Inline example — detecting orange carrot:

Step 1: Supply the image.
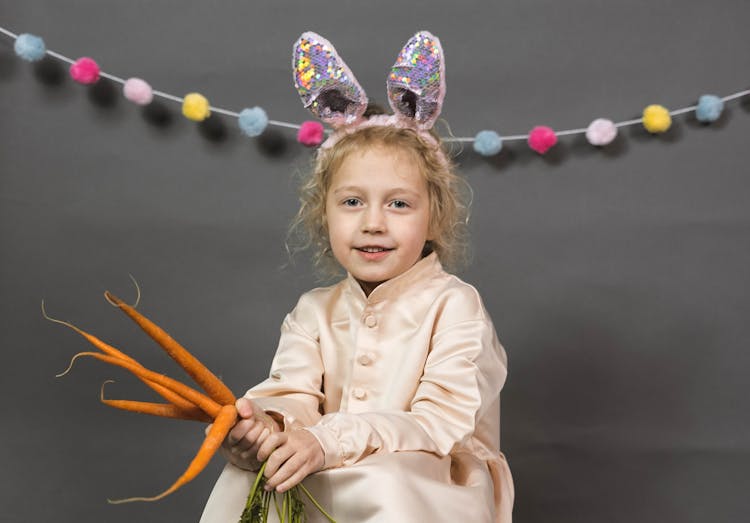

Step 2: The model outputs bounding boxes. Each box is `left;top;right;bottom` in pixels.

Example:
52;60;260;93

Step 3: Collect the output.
49;295;247;503
99;381;212;422
105;292;236;406
101;399;213;422
72;328;203;412
108;404;237;503
62;351;223;419
42;304;203;413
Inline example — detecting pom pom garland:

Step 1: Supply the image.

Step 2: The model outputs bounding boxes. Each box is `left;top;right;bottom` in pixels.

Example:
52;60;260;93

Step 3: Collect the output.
642;104;671;133
2;25;748;157
238;107;269;137
123;78;153;105
14;33;45;62
182;93;211;121
473;130;503;156
586;118;618;146
69;57;100;84
695;95;723;123
297;120;325;146
528;126;557;154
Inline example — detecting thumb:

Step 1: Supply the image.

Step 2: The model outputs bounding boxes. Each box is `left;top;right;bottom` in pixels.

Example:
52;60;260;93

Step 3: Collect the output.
235;397;255;419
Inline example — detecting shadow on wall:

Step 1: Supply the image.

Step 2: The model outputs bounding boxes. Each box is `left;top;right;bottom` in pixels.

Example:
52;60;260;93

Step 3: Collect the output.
450;102;742;173
504;288;721;522
0;46;294;159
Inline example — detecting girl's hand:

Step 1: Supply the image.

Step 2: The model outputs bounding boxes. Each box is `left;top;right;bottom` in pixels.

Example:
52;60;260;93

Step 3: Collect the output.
257;429;324;493
215;398;281;470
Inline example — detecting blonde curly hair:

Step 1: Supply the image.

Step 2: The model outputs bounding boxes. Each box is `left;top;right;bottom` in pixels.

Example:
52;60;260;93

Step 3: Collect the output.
287;109;471;280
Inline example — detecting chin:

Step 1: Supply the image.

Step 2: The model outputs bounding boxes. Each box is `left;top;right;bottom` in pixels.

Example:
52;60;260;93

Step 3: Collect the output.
354;272;389;284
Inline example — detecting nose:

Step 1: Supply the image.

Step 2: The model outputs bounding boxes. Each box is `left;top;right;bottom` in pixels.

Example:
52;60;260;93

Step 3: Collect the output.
361;205;386;234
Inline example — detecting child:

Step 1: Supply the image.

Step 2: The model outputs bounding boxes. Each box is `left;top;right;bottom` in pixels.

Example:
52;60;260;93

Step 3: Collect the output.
200;31;514;522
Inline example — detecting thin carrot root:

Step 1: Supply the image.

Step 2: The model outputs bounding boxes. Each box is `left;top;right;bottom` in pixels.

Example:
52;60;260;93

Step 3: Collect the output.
56;351;87;378
128;274;141;308
100;379;116;397
107;404;237;504
103;274;141;309
104;290;236;406
41;300;72;329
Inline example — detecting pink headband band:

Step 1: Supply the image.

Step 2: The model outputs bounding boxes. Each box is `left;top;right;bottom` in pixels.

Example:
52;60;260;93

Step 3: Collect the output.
292;30;447;153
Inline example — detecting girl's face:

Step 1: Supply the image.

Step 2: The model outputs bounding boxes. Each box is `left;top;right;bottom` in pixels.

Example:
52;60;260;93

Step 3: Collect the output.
325;145;431;296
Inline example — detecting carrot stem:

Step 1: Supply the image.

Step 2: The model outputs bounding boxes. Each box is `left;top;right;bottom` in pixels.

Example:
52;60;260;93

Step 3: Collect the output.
108;404;237;503
104;292;236;406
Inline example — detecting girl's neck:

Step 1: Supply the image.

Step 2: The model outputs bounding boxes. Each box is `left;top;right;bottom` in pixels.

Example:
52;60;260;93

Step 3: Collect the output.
357;279;383;297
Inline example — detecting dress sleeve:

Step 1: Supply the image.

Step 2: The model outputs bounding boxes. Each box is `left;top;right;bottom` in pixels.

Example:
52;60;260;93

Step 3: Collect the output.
244;298;325;431
304;317;507;469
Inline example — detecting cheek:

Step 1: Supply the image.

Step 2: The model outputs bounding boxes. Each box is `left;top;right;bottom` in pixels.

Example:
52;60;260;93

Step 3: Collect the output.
423;209;435;241
324;209;346;249
427;221;436;242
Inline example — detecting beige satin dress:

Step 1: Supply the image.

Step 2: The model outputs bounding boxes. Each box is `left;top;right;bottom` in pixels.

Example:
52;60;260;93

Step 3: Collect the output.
200;253;514;522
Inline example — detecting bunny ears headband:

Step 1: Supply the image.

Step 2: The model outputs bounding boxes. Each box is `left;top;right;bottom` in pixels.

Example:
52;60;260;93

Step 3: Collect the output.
292;30;446;150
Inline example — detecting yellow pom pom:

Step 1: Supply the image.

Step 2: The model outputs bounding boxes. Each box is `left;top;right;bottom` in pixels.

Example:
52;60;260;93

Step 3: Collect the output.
182;93;211;121
642;104;671;133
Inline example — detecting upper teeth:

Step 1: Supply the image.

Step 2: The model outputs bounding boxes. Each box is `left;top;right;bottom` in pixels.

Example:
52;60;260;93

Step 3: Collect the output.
362;247;386;252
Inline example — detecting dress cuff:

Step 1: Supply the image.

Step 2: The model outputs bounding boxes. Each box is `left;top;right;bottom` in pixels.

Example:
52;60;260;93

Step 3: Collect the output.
303;425;343;469
249;397;304;432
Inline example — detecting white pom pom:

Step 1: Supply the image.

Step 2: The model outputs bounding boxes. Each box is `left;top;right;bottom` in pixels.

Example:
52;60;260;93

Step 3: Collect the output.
123;78;154;106
586;118;617;146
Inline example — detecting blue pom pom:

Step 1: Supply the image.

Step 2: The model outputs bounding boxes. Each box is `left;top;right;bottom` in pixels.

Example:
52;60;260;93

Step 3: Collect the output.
695;94;723;123
473;130;503;156
14;33;46;62
238;107;269;137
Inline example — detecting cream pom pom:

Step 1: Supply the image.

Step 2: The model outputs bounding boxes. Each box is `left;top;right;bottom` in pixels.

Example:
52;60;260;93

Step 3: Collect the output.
586;118;618;146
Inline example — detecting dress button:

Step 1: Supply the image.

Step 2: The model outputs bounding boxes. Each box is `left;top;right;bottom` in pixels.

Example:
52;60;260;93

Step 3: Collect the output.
358;353;373;366
364;314;377;328
352;387;367;400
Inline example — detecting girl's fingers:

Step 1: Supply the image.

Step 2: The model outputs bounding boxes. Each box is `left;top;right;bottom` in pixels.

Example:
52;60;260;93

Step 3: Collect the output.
274;465;310;493
246;421;267;444
257;432;287;463
263;441;295;480
236;424;266;455
240;427;270;460
227;418;256;445
265;453;307;492
235;397;256;418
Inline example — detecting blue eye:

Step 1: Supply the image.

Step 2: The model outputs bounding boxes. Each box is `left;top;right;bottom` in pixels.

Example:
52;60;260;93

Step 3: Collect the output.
390;200;409;209
343;198;361;207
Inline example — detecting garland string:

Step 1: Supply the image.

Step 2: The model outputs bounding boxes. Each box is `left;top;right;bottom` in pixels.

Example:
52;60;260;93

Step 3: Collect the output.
2;25;748;153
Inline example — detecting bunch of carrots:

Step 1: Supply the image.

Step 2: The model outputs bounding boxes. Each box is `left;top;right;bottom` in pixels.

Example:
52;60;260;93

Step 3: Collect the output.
46;287;335;522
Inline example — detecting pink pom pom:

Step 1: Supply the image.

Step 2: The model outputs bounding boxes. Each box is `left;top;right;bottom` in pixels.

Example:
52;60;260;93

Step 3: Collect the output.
123;77;153;105
586;118;617;146
528;126;557;154
297;120;325;147
69;57;100;84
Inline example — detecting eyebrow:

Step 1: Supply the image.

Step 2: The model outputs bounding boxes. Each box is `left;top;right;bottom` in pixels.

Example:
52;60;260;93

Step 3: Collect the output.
332;185;423;199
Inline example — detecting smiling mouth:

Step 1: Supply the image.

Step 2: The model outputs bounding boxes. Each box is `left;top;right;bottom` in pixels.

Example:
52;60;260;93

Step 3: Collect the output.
356;247;394;253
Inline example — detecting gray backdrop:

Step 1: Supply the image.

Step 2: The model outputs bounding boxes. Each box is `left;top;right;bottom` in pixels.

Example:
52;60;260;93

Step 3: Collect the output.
2;1;749;522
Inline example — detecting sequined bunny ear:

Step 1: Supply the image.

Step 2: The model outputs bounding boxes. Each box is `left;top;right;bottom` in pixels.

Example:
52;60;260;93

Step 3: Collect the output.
386;30;446;130
293;31;368;128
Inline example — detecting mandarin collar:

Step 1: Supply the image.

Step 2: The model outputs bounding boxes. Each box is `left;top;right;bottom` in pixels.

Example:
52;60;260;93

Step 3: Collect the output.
345;251;443;305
